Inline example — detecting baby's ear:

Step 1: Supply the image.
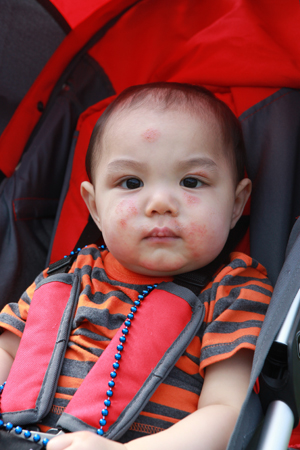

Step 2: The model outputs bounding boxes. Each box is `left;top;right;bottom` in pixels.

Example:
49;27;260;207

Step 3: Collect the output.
231;178;252;229
81;181;101;230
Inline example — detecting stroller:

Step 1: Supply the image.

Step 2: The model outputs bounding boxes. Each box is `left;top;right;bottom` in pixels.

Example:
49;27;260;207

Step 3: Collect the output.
1;0;300;448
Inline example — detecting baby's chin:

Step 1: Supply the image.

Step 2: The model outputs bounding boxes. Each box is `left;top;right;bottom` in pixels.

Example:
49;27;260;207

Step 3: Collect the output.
126;258;203;278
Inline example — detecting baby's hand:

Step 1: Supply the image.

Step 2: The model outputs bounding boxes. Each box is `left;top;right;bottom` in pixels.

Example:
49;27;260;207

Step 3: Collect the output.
47;431;125;450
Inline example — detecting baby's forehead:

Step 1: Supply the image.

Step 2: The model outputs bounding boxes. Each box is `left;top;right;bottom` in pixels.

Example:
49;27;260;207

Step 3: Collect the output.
102;104;228;161
106;102;220;135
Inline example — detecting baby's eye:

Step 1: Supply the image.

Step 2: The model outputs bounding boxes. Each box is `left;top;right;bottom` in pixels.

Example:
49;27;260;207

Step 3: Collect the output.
120;178;143;189
180;177;203;188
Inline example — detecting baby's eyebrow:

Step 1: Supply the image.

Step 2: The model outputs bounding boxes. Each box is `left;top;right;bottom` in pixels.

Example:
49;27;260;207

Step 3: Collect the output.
106;159;144;173
180;157;218;171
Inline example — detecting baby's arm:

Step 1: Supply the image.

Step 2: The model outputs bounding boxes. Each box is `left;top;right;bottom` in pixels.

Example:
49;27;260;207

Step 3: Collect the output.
126;348;253;450
48;348;253;450
0;330;21;384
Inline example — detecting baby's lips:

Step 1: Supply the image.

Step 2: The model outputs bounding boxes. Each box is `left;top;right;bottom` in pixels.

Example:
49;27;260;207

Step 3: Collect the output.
147;227;178;238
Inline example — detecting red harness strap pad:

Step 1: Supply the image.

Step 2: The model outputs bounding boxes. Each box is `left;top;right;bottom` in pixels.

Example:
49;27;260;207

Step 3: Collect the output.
57;282;204;440
2;274;79;425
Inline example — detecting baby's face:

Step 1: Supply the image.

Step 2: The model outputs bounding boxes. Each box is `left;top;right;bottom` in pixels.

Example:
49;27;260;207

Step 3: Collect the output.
83;107;250;276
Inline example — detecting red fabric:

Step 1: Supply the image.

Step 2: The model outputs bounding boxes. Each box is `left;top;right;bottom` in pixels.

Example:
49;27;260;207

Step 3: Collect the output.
290;424;300;449
1;0;300;177
49;0;112;29
63;288;192;431
50;97;114;262
2;281;72;413
0;0;135;177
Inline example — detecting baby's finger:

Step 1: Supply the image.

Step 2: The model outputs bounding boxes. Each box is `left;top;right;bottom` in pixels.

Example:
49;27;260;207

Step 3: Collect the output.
46;433;73;450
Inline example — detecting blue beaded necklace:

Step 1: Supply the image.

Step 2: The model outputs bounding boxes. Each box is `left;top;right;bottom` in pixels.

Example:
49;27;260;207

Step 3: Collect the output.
0;245;157;446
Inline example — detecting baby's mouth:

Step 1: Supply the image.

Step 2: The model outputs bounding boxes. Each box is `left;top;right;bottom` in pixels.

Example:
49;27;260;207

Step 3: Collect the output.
146;227;179;239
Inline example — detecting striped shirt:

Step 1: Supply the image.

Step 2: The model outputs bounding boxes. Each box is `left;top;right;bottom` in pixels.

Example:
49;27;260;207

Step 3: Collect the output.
0;245;272;441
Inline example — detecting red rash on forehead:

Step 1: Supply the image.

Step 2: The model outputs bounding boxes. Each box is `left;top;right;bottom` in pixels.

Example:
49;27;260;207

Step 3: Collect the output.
141;128;161;143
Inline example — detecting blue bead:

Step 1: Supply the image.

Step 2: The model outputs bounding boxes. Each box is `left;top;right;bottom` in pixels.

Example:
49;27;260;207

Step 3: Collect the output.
131;306;137;313
115;353;121;360
15;426;22;434
117;344;123;351
113;362;119;370
138;295;144;300
134;300;140;306
0;420;4;427
107;389;113;397
100;418;106;426
102;408;109;416
119;335;126;343
143;290;149;294
104;399;111;407
6;423;13;431
108;380;115;388
24;430;31;438
64;255;67;258
33;434;41;443
43;438;50;446
70;251;74;255
127;313;134;320
124;320;131;327
97;429;104;436
153;284;158;288
110;371;117;378
147;285;153;290
122;328;129;335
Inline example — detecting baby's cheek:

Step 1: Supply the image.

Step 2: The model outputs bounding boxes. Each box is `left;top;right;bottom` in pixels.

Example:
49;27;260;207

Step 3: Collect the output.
183;192;201;206
115;199;138;229
185;222;208;257
119;218;127;229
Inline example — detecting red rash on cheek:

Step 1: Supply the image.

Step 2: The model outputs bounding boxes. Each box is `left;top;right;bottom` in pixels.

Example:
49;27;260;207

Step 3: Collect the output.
116;200;138;216
120;218;127;228
116;200;138;229
141;128;161;143
183;192;200;206
188;222;207;238
127;204;138;216
185;222;208;257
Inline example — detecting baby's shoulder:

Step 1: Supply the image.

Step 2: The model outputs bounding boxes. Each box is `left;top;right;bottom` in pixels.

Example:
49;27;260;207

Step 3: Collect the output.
213;251;271;284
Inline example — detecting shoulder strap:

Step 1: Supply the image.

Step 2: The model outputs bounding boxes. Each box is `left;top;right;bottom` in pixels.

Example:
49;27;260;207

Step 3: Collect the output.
57;282;205;439
2;278;204;441
1;273;79;426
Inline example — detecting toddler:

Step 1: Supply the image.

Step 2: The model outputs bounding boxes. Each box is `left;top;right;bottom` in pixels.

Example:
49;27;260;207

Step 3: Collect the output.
0;83;273;450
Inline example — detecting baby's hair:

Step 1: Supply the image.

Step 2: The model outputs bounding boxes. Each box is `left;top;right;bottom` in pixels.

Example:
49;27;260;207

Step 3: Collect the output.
86;82;246;184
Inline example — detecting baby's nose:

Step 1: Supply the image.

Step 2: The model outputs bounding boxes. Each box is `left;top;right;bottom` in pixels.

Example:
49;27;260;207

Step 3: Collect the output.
145;190;178;216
